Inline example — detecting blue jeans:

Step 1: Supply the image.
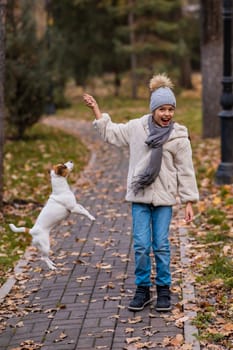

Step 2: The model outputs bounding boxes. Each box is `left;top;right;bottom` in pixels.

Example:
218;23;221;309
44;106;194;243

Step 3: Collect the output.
131;203;172;287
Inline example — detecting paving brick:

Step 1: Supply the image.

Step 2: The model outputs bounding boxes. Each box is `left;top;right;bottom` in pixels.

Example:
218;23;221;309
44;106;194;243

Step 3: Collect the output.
0;331;14;348
75;335;94;348
42;345;76;350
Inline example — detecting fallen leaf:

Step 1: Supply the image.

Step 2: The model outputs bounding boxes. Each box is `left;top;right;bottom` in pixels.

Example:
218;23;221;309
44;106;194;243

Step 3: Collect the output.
125;337;141;344
125;327;134;334
128;316;142;324
54;332;67;343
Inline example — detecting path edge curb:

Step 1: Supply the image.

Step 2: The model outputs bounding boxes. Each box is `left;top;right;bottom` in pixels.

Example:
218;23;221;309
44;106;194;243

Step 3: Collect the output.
179;225;201;350
0;250;32;303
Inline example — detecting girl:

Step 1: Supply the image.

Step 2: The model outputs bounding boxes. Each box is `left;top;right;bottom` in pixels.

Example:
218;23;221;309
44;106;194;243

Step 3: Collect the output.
83;74;199;312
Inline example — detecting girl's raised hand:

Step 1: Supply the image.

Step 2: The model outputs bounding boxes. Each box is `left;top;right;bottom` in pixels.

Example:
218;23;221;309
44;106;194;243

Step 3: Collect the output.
83;93;102;120
83;93;97;109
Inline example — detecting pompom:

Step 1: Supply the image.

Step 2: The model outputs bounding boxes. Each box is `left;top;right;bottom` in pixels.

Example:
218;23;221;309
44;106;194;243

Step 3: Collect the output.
149;73;174;92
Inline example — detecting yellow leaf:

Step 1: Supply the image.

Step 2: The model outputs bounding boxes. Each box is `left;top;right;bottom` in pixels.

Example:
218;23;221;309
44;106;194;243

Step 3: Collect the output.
170;334;184;346
212;196;221;205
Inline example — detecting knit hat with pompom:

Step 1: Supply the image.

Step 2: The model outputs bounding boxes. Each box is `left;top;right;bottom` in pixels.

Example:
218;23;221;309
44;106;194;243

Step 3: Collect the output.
149;74;176;112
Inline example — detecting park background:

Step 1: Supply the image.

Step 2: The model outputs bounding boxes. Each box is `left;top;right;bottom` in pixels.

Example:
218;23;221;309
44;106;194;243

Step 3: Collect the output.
0;1;232;349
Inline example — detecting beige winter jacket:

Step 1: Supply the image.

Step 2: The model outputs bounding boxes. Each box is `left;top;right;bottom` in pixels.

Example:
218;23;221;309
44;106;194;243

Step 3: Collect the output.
93;113;199;206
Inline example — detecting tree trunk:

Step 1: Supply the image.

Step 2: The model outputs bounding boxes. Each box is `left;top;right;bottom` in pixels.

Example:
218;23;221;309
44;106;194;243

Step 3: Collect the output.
114;72;121;97
201;0;222;138
0;1;7;207
128;0;137;99
179;54;193;89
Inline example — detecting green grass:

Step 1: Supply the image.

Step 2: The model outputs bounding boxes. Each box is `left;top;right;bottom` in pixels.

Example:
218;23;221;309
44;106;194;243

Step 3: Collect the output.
193;307;231;347
193;308;215;329
204;231;228;243
206;208;225;224
203;256;233;288
194;205;233;289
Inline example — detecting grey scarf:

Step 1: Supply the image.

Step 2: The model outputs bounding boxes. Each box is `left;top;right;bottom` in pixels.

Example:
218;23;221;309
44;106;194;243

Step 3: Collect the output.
132;115;174;195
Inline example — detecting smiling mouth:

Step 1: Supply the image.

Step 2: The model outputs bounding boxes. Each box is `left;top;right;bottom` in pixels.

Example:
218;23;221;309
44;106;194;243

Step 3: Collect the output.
161;118;170;123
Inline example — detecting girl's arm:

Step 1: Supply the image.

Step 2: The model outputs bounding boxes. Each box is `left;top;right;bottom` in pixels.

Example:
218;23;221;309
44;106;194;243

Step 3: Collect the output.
83;93;130;147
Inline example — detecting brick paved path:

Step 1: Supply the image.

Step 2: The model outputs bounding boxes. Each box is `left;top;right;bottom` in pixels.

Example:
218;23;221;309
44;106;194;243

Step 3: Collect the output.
0;118;199;350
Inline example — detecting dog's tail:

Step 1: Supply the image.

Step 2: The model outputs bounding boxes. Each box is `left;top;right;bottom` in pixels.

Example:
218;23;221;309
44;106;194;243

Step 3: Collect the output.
9;223;30;234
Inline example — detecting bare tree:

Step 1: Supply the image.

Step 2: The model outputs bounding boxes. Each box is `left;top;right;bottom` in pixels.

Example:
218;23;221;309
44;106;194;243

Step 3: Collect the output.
0;0;7;207
201;0;222;138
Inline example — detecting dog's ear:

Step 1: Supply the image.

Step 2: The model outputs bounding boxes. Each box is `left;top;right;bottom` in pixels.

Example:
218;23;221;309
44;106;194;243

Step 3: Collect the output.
54;164;68;177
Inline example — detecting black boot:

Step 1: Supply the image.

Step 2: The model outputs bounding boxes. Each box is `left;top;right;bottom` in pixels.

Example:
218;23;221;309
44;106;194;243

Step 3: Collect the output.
128;286;151;311
155;285;171;312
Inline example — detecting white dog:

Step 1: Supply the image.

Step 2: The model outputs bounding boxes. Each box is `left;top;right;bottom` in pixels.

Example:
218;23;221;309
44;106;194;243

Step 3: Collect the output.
9;161;95;270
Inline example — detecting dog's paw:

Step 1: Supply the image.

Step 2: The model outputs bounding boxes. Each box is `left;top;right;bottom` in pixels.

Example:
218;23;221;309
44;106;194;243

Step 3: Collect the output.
42;257;57;270
48;260;57;270
89;215;95;221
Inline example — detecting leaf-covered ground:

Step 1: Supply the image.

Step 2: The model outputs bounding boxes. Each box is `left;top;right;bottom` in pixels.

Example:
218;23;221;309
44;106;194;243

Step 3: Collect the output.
189;138;233;349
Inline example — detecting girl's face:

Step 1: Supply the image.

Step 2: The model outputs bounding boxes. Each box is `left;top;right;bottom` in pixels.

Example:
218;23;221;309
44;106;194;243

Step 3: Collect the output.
152;104;175;127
